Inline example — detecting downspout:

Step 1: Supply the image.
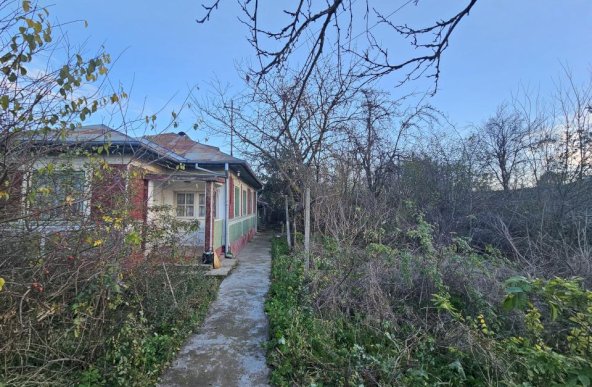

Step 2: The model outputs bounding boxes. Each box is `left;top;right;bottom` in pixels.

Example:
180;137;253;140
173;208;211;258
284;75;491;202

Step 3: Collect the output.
224;163;231;257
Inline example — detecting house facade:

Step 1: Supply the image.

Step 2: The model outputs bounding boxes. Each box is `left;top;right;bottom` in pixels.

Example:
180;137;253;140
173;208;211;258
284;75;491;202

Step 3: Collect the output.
14;125;262;261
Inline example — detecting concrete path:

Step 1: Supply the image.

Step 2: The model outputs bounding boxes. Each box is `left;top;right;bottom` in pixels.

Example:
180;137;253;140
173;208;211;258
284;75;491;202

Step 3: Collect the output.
159;233;272;387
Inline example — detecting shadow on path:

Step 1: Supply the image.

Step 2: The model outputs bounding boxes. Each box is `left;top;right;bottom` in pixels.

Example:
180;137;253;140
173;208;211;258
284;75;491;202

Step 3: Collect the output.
159;233;272;387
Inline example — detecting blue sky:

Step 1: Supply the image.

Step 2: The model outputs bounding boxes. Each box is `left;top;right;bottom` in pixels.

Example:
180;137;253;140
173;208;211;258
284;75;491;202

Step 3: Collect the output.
49;0;592;151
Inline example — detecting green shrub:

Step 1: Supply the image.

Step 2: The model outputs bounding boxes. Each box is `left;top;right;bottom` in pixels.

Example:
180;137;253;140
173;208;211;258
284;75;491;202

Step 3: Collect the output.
88;266;220;386
266;227;592;386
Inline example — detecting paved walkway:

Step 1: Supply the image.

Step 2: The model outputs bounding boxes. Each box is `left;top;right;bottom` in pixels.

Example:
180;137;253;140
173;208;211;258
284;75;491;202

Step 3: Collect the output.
159;233;272;387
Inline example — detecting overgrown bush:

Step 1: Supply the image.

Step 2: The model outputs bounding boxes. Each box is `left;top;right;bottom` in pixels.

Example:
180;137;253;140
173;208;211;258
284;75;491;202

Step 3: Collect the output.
0;237;219;386
0;190;219;386
266;217;592;386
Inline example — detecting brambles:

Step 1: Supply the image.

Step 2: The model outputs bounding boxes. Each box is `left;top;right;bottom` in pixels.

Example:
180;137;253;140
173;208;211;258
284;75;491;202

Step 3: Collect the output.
266;216;592;386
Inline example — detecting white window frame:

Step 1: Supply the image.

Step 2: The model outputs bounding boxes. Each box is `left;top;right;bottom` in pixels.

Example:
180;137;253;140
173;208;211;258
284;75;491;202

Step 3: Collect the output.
234;185;240;217
175;192;196;218
29;169;88;220
198;192;206;217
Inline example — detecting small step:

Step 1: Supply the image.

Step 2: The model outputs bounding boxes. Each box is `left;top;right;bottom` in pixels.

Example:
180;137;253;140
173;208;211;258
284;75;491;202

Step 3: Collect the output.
205;258;238;277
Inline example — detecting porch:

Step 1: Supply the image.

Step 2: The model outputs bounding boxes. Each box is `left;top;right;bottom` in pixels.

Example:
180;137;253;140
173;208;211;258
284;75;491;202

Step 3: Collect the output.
145;172;257;262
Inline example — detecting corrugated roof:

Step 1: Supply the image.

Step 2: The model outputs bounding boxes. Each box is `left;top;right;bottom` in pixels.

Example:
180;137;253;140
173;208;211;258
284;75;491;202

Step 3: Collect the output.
28;124;134;143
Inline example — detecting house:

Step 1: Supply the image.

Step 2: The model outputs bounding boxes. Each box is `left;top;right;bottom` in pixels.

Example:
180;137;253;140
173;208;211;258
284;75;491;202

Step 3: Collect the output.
6;124;262;262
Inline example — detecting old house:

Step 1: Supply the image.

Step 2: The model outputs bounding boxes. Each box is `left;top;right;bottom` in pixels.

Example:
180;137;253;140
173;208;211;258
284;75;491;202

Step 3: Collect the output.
8;124;262;262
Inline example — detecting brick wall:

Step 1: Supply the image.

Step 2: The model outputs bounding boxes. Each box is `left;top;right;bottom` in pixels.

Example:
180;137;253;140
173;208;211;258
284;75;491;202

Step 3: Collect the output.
128;166;148;222
0;170;23;221
90;164;127;219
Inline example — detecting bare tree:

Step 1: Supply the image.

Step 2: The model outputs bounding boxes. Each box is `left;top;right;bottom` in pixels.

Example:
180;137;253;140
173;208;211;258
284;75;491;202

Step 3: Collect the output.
475;104;532;191
196;0;478;128
553;67;592;183
196;61;357;198
346;89;442;196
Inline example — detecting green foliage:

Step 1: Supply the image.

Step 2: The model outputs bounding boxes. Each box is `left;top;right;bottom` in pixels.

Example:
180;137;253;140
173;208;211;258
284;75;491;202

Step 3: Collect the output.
266;220;592;386
266;241;404;386
83;266;220;387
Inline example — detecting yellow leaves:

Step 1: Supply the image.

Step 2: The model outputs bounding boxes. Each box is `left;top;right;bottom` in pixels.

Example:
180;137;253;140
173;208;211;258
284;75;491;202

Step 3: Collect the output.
22;0;30;12
0;191;9;201
102;215;123;230
64;195;75;206
37;186;51;195
0;277;5;291
25;18;42;33
92;239;103;247
477;314;490;335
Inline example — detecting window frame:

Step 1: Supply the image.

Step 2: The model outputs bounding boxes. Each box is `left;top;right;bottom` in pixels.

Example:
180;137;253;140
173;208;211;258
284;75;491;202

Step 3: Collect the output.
29;169;87;220
175;191;197;218
234;186;240;217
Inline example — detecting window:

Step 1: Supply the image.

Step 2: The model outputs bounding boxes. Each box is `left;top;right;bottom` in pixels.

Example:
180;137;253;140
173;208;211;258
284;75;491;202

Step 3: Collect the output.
31;170;85;220
176;192;195;217
242;189;247;216
247;190;251;214
234;186;240;217
198;193;206;217
177;192;206;217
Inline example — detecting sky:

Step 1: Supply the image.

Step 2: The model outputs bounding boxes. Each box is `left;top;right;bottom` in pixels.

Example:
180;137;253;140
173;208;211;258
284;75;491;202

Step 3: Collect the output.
47;0;592;153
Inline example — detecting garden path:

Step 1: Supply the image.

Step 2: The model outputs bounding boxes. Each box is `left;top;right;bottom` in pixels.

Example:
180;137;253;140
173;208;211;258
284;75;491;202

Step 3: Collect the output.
159;233;272;387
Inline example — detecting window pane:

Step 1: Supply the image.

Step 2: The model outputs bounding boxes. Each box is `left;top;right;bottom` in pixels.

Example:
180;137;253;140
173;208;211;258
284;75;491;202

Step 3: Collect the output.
186;205;194;217
176;206;185;217
234;187;240;216
199;205;205;217
187;193;195;205
198;193;204;205
31;170;85;220
177;193;185;205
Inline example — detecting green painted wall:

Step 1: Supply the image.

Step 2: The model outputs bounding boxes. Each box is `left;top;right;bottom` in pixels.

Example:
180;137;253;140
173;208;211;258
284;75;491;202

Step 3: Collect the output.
229;215;256;243
213;219;224;249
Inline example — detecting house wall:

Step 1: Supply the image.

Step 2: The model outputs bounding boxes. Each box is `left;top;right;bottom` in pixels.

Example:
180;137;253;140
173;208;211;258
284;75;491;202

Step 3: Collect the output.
150;181;226;250
219;171;257;257
19;155;166;267
26;155;163;219
24;156;259;260
152;181;206;247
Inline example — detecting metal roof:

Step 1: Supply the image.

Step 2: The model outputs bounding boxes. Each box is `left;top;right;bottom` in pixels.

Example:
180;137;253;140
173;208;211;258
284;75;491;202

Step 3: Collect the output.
32;126;263;189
